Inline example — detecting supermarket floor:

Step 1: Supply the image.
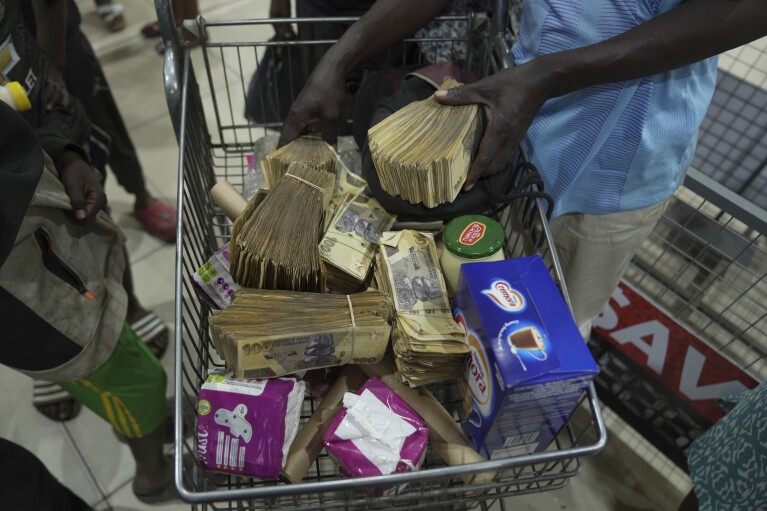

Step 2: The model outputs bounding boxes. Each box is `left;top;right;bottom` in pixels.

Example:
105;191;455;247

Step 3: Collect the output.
0;1;696;509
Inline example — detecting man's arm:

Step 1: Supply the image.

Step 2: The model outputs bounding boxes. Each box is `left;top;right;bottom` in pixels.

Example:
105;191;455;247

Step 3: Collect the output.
31;0;68;72
279;0;449;145
436;0;767;190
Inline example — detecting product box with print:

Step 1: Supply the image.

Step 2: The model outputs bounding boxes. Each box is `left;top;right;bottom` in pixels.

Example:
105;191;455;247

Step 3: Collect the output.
452;255;598;459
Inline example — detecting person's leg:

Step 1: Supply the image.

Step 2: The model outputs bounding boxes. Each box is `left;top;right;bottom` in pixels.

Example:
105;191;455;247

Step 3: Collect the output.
176;0;200;21
123;256;170;359
32;381;82;421
60;322;172;498
549;199;670;339
63;14;177;242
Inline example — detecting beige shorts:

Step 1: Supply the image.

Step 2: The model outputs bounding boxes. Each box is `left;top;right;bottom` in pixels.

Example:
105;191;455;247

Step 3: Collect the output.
550;199;670;339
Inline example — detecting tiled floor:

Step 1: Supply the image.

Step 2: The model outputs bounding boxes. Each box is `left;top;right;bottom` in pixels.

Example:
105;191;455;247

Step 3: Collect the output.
8;1;763;510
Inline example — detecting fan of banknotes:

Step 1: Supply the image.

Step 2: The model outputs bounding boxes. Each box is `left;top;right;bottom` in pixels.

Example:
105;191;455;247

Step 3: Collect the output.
261;136;337;188
375;230;469;386
210;289;394;379
230;162;334;292
320;193;397;293
368;77;483;208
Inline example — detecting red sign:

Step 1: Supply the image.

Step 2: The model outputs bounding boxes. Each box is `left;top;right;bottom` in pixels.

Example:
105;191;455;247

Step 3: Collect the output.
593;282;758;423
459;222;485;245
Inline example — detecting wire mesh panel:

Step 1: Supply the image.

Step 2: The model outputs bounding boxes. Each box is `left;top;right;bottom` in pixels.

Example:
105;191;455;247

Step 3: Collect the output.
692;37;767;209
624;169;767;382
164;7;606;509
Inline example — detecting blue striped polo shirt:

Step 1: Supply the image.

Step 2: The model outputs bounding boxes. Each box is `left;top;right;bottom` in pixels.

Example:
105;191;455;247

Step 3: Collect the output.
512;0;718;216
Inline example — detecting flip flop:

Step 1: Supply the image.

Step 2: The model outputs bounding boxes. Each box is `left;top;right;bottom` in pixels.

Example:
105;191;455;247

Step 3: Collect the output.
130;311;170;359
96;3;127;33
133;199;177;244
141;21;162;39
33;381;82;422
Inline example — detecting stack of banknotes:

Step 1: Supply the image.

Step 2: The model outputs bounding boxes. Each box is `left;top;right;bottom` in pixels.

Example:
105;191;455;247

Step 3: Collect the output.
368;77;483;207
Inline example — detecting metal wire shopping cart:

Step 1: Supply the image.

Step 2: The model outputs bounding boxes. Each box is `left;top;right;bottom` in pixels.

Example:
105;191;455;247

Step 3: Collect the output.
157;0;607;508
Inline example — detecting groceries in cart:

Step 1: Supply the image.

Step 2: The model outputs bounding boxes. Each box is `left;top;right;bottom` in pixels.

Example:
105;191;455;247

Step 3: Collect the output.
209;288;393;378
376;230;469;387
230;162;334;292
368;77;483;208
453;256;599;459
196;371;305;479
261;135;336;189
323;377;429;491
191;124;596;488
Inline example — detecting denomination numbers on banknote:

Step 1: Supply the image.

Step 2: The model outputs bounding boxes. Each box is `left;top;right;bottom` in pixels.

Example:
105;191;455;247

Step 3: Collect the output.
319;236;337;255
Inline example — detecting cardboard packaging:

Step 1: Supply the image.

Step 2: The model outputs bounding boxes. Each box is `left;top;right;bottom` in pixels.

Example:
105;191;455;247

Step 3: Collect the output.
452;255;598;459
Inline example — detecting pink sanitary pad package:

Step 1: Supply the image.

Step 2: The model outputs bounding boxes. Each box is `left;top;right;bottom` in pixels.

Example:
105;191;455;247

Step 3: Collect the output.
196;371;305;479
323;378;429;482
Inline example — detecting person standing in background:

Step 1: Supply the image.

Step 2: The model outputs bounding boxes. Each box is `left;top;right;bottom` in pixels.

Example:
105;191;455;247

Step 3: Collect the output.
23;0;178;244
4;0;171;421
0;102;173;502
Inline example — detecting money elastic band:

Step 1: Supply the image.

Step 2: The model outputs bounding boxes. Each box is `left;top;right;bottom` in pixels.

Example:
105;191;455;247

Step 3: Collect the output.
285;173;325;194
346;295;356;328
347;295;356;359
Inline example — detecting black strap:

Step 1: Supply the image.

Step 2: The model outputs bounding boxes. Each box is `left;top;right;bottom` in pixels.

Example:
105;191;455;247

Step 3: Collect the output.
482;159;555;221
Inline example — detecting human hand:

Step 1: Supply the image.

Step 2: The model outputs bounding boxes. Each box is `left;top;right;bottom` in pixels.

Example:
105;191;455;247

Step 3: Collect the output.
278;60;346;147
43;70;71;112
60;150;106;222
434;62;553;191
270;0;295;39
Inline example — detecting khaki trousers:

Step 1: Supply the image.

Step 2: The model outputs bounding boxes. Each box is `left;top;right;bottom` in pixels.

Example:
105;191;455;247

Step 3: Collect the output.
550;199;670;339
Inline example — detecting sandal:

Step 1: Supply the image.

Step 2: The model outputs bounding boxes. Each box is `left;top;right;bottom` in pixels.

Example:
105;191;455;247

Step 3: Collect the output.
129;310;170;359
96;3;127;33
133;198;177;244
141;21;162;39
33;381;82;422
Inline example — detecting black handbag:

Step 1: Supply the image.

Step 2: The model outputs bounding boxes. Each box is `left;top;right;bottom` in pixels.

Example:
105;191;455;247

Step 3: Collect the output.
245;33;305;123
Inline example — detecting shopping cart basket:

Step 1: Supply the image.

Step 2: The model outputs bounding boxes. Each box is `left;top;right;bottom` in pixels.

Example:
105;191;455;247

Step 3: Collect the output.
158;0;607;508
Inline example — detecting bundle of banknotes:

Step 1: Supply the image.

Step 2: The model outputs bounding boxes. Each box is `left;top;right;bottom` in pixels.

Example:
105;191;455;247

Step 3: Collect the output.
320;193;397;293
210;289;394;379
261;136;336;189
230;162;333;292
375;230;469;386
368;77;483;208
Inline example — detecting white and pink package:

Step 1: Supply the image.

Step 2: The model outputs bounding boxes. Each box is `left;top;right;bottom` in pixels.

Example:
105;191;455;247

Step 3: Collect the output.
190;244;241;309
323;378;429;481
196;371;305;479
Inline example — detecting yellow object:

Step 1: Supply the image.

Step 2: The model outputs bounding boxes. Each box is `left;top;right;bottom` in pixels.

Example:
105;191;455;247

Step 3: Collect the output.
0;82;31;112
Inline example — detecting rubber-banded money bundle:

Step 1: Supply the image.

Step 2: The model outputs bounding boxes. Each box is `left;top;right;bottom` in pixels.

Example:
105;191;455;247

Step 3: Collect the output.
376;230;469;386
209;289;394;379
261;136;336;189
230;162;334;292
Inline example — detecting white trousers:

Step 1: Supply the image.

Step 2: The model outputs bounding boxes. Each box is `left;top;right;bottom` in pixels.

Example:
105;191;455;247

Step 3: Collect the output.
550;199;670;339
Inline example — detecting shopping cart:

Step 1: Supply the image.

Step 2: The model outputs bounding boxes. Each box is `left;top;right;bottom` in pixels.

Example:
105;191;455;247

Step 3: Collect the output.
157;0;607;508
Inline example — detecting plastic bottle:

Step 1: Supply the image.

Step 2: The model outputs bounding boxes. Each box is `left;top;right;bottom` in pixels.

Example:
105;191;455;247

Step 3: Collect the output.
0;82;31;112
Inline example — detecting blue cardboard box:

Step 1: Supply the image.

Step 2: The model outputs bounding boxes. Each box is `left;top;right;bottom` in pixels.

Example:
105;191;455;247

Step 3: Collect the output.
453;255;598;459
